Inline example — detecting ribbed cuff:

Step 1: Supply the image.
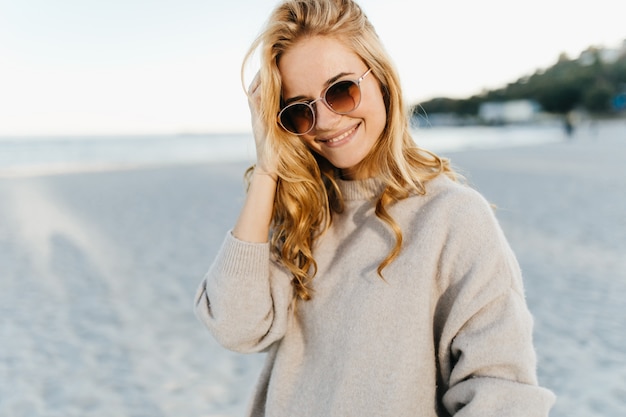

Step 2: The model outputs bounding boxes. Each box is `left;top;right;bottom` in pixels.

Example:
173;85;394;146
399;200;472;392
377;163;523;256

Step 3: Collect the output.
213;230;271;280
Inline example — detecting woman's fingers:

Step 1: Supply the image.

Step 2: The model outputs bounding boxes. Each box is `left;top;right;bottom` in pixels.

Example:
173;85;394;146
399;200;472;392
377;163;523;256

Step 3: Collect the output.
248;72;261;96
247;73;277;176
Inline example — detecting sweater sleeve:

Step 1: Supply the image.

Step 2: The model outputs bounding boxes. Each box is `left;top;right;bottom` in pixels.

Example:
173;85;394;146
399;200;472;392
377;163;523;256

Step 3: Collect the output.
433;187;555;416
194;231;293;353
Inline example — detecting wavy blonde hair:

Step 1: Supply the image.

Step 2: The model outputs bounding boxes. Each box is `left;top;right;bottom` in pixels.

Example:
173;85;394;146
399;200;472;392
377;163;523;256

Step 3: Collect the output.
243;0;457;301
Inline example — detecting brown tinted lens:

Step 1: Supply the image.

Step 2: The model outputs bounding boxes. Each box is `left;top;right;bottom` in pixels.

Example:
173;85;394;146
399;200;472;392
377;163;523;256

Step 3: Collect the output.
280;103;314;134
325;80;360;113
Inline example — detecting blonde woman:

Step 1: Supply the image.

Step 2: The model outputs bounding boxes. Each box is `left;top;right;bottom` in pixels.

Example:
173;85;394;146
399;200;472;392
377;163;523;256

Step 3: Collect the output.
195;0;555;415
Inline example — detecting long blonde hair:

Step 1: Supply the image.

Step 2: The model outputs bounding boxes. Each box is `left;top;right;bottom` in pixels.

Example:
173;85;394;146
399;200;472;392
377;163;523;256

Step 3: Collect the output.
243;0;456;301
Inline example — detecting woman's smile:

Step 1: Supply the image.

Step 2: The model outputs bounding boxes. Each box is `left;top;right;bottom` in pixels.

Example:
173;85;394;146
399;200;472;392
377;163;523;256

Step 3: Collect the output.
315;123;360;147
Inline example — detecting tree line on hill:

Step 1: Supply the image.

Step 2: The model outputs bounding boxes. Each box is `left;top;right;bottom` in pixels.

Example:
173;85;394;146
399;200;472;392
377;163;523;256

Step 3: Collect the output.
412;43;626;121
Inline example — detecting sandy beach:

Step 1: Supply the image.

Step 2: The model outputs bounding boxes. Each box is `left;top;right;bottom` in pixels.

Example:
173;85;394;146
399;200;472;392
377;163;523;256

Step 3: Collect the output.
1;121;625;416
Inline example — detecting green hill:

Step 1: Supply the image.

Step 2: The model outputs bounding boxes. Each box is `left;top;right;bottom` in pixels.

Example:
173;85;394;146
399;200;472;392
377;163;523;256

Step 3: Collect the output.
412;41;626;122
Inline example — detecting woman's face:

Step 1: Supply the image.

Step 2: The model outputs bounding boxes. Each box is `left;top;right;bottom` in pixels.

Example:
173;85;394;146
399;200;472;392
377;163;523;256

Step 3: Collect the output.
278;36;387;180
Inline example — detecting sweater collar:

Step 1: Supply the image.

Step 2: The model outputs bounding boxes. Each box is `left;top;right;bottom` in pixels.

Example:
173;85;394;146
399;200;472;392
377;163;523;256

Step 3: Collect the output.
337;177;386;201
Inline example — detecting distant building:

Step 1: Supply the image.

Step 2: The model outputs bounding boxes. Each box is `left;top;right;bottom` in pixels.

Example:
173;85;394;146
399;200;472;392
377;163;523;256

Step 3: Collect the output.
579;48;621;65
579;40;626;65
478;100;540;124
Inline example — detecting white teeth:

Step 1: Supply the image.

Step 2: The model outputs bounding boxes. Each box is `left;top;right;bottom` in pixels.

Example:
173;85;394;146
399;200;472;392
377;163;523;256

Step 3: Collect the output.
325;126;356;143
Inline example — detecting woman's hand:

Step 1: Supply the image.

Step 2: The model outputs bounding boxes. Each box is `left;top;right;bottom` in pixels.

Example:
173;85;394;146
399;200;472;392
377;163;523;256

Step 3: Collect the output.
231;73;279;243
248;72;278;181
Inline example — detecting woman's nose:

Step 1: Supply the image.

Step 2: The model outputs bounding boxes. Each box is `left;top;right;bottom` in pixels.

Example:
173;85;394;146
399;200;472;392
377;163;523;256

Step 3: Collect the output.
313;101;342;131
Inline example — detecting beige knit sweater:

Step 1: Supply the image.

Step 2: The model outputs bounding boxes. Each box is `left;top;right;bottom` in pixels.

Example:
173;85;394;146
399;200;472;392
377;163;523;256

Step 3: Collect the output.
195;174;555;416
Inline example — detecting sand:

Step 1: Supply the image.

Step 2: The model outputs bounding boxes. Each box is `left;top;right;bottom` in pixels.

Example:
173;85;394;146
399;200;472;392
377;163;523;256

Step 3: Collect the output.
1;121;625;416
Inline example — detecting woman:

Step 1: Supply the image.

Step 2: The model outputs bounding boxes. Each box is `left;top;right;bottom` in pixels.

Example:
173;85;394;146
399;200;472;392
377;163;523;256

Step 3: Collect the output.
195;0;555;415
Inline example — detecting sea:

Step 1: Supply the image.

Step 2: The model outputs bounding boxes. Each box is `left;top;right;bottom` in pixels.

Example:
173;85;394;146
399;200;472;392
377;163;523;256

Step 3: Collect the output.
0;121;612;178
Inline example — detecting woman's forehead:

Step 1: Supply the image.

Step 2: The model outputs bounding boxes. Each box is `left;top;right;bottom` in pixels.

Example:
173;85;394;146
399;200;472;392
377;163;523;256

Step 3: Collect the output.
278;36;364;96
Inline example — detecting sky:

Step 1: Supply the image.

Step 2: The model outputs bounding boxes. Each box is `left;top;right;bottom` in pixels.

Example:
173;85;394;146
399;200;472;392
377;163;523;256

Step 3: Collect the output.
0;0;624;136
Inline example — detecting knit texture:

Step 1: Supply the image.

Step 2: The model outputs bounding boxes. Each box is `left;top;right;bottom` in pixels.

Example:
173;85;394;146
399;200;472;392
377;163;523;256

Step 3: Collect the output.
195;174;555;416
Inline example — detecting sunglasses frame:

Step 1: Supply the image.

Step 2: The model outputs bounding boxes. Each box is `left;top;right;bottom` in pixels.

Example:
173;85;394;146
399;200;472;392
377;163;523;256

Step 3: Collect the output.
278;68;373;135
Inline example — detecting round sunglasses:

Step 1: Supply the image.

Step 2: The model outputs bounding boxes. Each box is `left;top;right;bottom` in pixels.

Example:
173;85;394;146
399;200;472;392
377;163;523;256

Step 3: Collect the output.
278;68;372;135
